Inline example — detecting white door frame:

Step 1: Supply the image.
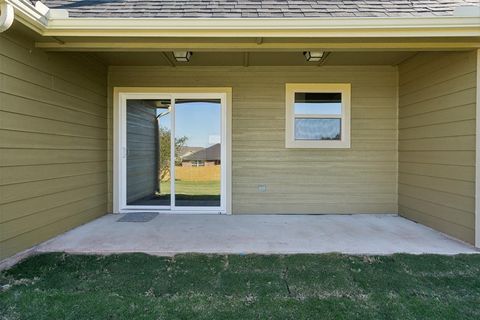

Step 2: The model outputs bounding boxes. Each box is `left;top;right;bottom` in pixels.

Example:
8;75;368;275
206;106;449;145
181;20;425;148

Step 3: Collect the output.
113;87;232;215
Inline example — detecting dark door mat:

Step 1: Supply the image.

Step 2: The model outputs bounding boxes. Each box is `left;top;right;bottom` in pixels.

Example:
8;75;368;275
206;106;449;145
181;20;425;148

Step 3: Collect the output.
117;212;159;222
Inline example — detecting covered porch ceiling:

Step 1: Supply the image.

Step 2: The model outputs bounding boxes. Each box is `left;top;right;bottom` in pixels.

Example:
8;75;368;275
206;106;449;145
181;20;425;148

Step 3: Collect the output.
9;17;478;68
91;51;416;67
11;22;475;68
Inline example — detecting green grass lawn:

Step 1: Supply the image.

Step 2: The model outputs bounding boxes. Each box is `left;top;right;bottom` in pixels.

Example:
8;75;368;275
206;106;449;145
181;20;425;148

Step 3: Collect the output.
1;253;480;319
160;180;220;196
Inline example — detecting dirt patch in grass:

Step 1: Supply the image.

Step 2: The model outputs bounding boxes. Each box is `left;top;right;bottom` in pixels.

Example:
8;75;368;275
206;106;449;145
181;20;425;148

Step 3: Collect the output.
1;253;480;319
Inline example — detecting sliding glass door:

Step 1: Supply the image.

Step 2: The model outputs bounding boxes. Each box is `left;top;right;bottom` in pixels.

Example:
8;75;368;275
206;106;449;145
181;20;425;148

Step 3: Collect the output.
120;93;226;213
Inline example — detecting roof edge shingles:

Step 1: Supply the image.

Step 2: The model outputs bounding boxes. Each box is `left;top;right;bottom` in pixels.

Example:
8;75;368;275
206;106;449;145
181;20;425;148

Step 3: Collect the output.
33;0;480;18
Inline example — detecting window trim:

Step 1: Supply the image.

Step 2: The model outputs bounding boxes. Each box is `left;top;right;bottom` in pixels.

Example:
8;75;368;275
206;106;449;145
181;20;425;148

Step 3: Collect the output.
285;83;351;148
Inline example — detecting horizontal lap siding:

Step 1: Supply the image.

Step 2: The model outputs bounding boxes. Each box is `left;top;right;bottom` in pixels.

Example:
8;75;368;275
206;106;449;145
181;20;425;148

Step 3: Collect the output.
0;31;108;260
398;51;477;244
108;66;398;214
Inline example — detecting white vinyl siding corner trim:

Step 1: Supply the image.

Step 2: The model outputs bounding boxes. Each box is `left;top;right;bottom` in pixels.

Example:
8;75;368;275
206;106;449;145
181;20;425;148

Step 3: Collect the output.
285;83;351;148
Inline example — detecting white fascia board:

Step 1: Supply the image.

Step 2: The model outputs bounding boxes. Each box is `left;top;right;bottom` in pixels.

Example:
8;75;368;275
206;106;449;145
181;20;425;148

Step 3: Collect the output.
42;16;480;38
45;16;480;30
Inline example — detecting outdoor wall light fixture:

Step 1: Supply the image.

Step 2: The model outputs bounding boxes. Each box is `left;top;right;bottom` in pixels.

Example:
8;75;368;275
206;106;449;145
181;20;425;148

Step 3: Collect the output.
304;51;324;62
173;51;193;62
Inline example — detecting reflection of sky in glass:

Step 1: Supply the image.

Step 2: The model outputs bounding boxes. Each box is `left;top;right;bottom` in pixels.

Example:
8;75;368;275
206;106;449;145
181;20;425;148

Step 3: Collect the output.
294;102;341;115
295;118;341;140
175;102;221;147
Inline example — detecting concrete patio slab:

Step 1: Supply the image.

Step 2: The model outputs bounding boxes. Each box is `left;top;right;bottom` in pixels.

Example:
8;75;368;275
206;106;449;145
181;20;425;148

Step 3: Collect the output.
36;214;478;256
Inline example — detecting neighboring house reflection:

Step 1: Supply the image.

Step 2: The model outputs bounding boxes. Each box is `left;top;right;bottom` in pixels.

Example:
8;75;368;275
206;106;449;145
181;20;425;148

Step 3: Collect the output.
180;144;221;167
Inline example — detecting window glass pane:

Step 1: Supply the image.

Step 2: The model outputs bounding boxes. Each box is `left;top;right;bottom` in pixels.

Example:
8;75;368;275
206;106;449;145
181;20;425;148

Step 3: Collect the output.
294;118;341;140
174;99;221;207
294;92;342;115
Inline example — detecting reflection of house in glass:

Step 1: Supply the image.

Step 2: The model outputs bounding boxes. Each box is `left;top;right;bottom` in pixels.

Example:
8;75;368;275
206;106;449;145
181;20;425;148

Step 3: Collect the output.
180;144;221;167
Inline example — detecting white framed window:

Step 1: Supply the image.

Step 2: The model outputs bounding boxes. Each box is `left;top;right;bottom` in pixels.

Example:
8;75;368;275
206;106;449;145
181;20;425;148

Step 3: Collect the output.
285;83;351;148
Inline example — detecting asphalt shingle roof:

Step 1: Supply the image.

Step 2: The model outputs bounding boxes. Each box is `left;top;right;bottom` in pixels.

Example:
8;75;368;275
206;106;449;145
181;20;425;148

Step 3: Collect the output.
34;0;480;18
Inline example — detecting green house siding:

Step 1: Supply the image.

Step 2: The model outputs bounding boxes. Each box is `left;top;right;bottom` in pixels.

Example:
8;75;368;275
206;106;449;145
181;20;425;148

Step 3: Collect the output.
108;66;399;214
398;51;478;244
0;30;108;260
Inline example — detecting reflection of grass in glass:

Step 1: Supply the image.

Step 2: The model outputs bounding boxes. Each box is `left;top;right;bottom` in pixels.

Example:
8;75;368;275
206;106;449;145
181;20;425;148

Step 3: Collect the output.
159;180;220;196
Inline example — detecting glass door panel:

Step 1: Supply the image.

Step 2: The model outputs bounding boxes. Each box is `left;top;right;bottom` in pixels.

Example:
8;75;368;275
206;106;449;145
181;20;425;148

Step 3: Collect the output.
174;99;222;207
126;98;171;207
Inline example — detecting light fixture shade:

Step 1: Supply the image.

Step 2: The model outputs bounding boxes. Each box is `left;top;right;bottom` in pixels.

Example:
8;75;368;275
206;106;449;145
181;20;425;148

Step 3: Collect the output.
173;51;192;62
304;51;324;62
